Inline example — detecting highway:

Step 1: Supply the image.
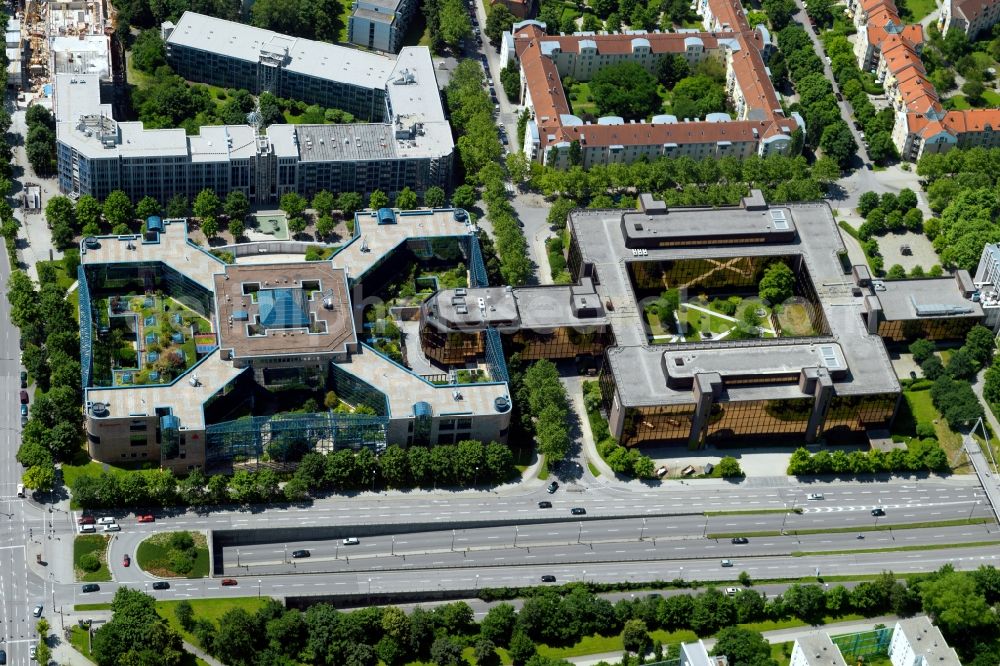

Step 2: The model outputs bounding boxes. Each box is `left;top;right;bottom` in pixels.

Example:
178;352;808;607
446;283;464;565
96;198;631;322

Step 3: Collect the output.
57;544;1000;609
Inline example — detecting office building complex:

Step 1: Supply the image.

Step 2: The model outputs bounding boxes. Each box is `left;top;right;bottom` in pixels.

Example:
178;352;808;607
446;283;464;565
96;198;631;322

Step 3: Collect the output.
55;12;452;204
79;207;511;473
848;0;1000;160
501;0;803;168
347;0;419;53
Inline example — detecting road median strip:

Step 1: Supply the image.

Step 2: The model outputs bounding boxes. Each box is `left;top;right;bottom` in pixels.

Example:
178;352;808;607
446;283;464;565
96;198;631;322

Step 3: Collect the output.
707;517;993;540
791;539;1000;557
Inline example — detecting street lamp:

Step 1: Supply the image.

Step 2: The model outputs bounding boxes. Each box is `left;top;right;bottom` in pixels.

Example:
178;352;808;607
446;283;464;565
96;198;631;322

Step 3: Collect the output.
513;526;518;548
236;548;240;567
257;579;262;598
581;570;587;584
392;536;396;556
577;522;583;544
969;497;981;522
639;518;647;541
474;466;479;486
283;544;287;563
451;529;456;552
475;574;479;590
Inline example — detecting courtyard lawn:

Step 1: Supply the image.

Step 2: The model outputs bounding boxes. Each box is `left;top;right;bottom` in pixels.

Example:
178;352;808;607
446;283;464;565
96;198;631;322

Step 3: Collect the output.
901;0;937;21
74;535;111;582
680;304;734;340
984;89;1000;107
947;95;972;110
644;309;673;338
567;82;599;117
776;302;818;336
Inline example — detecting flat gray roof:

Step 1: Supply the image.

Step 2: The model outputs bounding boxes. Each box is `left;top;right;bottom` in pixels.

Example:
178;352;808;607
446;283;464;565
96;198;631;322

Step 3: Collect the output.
569;198;900;407
892;618;961;666
425;287;520;330
622;204;795;244
664;343;846;380
877;278;982;321
794;633;848;666
353;8;396;23
514;284;608;329
167;12;394;90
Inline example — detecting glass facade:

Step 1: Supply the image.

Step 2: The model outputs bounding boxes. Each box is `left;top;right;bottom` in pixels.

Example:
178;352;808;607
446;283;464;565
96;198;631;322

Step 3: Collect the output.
877;316;979;343
630;256;795;295
420;327;485;365
821;393;898;439
505;326;614;361
705;398;814;442
620;404;696;446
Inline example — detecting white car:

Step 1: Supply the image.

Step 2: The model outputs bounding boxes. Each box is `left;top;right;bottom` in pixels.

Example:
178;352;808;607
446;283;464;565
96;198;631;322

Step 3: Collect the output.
725;587;739;596
79;524;96;533
32;605;42;618
807;493;825;500
96;517;116;525
102;523;121;532
343;537;360;545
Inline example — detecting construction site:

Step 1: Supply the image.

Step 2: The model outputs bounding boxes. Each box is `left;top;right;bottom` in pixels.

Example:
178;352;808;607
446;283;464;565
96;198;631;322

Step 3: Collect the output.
11;0;122;105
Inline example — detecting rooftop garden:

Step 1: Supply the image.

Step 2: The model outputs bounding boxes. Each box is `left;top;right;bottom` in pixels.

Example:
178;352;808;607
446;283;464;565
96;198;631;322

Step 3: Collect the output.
90;293;213;387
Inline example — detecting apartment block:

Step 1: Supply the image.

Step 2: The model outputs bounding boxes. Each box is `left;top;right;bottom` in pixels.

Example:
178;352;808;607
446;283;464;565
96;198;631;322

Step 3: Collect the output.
939;0;1000;38
347;0;419;53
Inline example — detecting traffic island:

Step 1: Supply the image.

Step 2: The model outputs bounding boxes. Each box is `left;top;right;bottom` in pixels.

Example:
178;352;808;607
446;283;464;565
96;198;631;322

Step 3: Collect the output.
74;534;111;582
136;531;209;578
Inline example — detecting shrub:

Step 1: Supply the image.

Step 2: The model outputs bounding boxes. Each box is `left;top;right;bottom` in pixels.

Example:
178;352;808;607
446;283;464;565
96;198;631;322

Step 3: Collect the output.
79;553;101;572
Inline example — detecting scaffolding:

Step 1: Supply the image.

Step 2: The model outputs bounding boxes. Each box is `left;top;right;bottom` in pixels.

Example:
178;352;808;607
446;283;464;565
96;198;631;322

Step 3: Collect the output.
469;233;488;288
831;627;892;661
484;327;508;383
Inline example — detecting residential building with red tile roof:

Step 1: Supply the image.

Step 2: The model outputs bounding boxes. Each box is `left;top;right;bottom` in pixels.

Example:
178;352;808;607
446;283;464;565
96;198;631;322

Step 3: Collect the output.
507;11;802;168
939;0;1000;38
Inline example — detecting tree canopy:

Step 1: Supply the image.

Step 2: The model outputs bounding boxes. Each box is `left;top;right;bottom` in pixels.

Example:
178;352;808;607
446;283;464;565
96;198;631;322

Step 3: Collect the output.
591;62;662;120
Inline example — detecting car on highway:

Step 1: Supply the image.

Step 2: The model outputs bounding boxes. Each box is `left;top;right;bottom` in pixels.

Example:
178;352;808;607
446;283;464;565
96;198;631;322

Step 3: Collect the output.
547;481;559;493
97;517;116;525
221;579;238;586
871;507;886;516
123;554;131;567
731;537;749;544
720;559;734;567
343;537;360;546
541;575;557;582
291;549;311;558
807;493;825;500
32;605;42;618
78;515;96;525
137;514;155;523
29;645;35;660
570;507;586;515
538;501;552;508
152;581;170;590
725;587;739;596
81;584;100;593
103;523;121;532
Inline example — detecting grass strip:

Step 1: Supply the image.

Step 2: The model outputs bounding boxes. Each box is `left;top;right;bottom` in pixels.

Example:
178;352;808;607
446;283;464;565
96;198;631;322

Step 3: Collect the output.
708;516;993;539
587;461;601;477
705;508;799;516
74;603;112;611
792;539;1000;557
74;535;112;582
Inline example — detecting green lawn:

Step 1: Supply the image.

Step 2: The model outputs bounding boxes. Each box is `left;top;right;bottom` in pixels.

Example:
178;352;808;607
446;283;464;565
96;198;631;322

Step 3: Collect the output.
37;253;78;291
70;625;95;662
136;532;210;578
901;0;937;21
336;0;355;42
771;640;794;666
984;89;1000;106
946;95;972;109
567;81;599;117
74;535;111;582
538;629;699;659
156;597;270;650
587;460;601;477
903;388;968;472
537;457;550;480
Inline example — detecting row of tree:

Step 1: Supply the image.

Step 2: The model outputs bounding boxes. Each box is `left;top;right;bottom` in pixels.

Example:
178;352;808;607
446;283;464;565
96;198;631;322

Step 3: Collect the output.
25;105;57;177
787;439;948;476
776;26;857;167
856;189;923;239
70;440;517;509
820;32;898;165
514;359;572;464
9;267;83;491
582;380;658;478
445;59;532;285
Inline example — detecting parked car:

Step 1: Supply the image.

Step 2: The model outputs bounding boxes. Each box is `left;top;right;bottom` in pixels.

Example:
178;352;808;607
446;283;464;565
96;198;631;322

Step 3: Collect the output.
547;481;559;493
32;605;42;618
137;514;155;523
343;537;360;545
81;583;100;593
20;371;27;388
725;587;739;596
871;507;886;516
291;549;311;558
152;581;170;590
123;554;131;567
570;507;586;515
78;515;96;525
807;493;825;500
541;575;557;582
221;579;238;586
29;645;35;661
103;523;121;532
79;525;96;534
655;466;668;477
19;390;28;404
720;559;734;567
731;537;749;544
835;92;843;101
0;647;6;664
538;501;552;508
97;517;116;525
19;404;27;418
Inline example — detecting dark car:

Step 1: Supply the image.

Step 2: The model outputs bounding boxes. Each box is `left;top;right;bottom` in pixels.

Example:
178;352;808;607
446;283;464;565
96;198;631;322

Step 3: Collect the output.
152;581;170;590
20;371;27;388
547;481;559;494
731;537;749;544
0;647;6;664
871;508;886;516
570;507;586;515
291;549;311;558
835;92;843;101
19;390;28;404
78;515;96;525
81;584;100;593
123;554;131;567
541;575;557;582
221;579;238;586
538;501;552;508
